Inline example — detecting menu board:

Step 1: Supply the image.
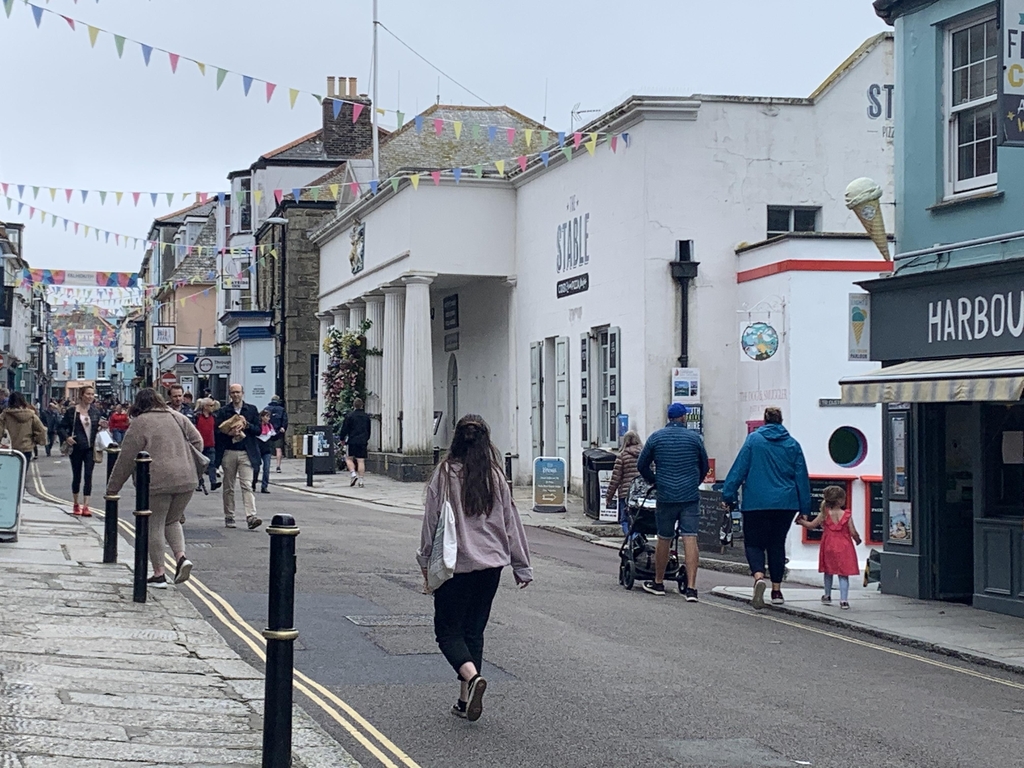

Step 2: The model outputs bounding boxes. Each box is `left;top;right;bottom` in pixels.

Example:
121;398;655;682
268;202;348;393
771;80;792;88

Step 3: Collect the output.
803;477;855;544
867;481;884;544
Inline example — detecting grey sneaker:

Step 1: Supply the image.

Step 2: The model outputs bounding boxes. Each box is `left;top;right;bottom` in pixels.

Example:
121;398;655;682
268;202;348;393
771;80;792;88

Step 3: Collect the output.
174;555;193;585
247;515;263;530
752;578;767;610
225;518;237;529
357;478;364;488
466;675;487;722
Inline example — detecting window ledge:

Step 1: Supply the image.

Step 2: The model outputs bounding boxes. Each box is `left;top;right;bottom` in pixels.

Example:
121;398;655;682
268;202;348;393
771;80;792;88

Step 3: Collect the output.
928;189;1004;213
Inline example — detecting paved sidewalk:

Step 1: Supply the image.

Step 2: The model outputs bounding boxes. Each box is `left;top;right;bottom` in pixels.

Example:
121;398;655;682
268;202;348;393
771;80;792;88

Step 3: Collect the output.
713;584;1024;675
0;496;360;767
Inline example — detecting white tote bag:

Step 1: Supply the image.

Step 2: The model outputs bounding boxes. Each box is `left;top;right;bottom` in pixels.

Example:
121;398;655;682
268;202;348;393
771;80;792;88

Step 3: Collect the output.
426;490;458;592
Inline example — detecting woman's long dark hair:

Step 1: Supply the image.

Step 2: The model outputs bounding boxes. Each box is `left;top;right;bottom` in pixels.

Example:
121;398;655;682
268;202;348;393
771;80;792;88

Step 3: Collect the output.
438;414;504;517
130;388;168;418
7;392;27;409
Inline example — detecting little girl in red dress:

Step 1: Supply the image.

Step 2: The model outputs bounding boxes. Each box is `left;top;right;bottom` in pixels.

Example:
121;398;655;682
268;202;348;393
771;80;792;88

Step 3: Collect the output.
795;485;861;609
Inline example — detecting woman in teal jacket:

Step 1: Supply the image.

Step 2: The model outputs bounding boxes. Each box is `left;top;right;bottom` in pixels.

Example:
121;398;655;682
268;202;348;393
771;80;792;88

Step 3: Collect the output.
722;407;811;609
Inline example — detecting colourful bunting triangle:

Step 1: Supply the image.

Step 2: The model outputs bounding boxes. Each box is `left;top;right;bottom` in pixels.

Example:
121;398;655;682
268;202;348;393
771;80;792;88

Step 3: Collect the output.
114;34;125;58
242;76;254;96
168;52;180;73
166;192;173;205
99;191;107;204
495;159;505;176
289;88;299;109
115;191;123;205
474;164;483;178
453;167;462;184
396;110;404;128
541;130;550;146
352;103;364;123
431;171;441;186
61;15;74;30
328;184;339;200
525;129;533;148
87;25;99;47
141;44;153;66
266;82;276;103
196;61;206;75
390;178;400;193
333;99;343;120
562;147;572;162
434;118;443;136
216;68;227;90
454;121;462;140
3;0;15;20
30;4;43;27
517;155;528;173
310;186;321;202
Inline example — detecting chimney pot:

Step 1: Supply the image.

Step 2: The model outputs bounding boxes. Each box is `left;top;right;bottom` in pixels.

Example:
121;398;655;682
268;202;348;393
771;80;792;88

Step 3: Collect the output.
348;77;358;98
326;76;336;98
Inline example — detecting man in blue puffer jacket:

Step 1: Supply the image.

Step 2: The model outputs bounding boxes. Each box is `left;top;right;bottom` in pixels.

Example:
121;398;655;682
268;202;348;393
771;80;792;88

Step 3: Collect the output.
637;402;710;601
722;407;811;610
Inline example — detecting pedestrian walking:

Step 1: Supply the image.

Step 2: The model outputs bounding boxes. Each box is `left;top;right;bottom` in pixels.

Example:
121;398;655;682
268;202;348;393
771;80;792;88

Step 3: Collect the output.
605;430;643;536
265;395;288;472
636;403;709;601
214;383;262;530
416;415;532;723
167;384;195;420
106;388;202;589
795;485;862;609
107;404;130;445
0;392;47;463
42;402;62;456
194;398;220;492
257;409;276;493
338;397;371;487
722;407;811;609
58;385;105;517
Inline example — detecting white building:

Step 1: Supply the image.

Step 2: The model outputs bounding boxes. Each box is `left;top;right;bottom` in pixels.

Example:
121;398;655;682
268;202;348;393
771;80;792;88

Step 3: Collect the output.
312;30;895;546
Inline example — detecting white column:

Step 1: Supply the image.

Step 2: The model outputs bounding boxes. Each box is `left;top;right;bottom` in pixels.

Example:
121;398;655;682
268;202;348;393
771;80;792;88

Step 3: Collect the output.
363;293;385;450
316;314;332;423
401;273;434;454
332;306;349;331
348;301;366;333
380;285;404;453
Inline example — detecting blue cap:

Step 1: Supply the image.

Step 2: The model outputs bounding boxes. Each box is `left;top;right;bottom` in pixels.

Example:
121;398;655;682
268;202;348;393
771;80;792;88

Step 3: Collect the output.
667;403;689;419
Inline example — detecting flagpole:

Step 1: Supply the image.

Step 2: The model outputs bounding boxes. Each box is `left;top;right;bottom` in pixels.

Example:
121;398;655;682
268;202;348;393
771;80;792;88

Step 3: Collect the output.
371;0;380;184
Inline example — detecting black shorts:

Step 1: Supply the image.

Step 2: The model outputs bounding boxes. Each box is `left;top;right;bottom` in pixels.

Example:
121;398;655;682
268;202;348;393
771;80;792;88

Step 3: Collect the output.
347;443;368;460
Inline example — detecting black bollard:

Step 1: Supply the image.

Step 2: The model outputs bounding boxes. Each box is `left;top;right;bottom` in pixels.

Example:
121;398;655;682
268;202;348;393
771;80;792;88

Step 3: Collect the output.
262;513;299;768
102;444;121;564
132;451;152;604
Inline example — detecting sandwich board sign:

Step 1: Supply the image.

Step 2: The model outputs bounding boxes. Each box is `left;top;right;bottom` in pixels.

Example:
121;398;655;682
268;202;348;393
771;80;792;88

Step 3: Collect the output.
0;450;27;542
533;456;567;513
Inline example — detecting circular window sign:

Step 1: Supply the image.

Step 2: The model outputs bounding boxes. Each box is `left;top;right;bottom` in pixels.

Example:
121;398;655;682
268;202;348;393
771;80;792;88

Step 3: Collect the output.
829;426;867;469
740;322;779;361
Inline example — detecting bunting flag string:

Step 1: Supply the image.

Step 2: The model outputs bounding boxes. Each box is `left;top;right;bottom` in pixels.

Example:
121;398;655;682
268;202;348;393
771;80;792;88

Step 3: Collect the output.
0;192;146;250
12;2;622;141
1;129;630;211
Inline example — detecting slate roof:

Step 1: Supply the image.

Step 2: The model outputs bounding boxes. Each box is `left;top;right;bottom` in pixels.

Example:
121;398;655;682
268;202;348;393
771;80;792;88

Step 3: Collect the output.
262;129;327;161
156;199;219;225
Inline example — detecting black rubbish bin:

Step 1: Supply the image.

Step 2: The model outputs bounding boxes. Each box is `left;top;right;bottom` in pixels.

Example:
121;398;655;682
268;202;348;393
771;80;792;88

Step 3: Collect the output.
582;448;618;520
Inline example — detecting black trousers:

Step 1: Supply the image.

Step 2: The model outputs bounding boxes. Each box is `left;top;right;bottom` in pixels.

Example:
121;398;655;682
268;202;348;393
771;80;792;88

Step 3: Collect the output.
742;510;795;584
69;447;95;496
433;567;502;679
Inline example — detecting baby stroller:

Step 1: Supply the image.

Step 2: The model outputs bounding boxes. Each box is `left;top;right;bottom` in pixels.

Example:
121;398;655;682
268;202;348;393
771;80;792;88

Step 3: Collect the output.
617;477;687;592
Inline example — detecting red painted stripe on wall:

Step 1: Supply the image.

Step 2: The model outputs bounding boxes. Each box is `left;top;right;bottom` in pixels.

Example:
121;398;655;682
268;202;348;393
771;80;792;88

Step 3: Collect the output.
736;259;894;284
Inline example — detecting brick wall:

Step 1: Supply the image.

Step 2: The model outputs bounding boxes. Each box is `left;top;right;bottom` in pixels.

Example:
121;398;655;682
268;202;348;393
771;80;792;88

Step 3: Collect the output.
322;96;374;159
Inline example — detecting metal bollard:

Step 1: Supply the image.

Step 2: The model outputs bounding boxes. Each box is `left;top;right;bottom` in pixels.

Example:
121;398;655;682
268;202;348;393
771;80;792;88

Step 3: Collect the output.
262;513;299;768
102;444;121;564
132;451;152;604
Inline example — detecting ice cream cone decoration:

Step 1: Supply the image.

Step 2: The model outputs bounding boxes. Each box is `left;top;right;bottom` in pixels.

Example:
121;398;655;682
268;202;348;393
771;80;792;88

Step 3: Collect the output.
851;305;867;343
845;177;890;261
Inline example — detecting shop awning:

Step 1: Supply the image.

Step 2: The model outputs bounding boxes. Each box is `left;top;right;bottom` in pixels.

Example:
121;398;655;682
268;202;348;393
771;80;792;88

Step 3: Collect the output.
840;355;1024;404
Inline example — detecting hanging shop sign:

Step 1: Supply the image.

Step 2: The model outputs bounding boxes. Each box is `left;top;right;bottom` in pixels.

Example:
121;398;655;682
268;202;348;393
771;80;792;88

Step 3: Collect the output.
740;321;780;362
0;286;13;328
1001;0;1024;146
443;294;459;330
444;332;460;352
152;326;175;346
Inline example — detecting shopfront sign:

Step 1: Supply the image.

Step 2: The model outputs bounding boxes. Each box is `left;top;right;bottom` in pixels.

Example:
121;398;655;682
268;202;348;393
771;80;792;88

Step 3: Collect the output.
442;294;459;330
865;265;1024;360
848;293;870;361
532;457;566;513
556;273;589;299
671;368;701;404
556;195;590;274
1001;0;1024;146
0;286;13;328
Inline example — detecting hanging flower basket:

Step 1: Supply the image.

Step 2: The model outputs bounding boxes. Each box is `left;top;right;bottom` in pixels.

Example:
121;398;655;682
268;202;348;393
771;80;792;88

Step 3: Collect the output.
321;319;372;429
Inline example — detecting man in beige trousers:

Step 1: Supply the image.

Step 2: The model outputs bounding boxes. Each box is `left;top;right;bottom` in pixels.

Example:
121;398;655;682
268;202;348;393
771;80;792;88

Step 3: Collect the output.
214;383;262;530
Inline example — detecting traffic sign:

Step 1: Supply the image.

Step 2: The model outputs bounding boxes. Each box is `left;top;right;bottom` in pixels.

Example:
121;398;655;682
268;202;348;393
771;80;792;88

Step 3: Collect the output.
160;371;177;387
176;353;196;364
0;354;6;370
194;356;231;375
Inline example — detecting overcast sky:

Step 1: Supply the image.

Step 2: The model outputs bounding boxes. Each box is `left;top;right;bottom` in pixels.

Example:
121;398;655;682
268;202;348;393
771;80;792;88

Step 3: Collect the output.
0;0;888;274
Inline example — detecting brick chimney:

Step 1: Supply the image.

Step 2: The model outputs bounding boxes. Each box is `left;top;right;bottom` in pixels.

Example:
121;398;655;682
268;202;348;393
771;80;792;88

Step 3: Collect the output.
322;76;374;160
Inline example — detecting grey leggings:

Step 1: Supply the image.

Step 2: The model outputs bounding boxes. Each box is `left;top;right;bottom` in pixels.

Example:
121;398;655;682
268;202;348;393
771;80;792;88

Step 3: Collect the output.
824;574;850;601
148;491;193;573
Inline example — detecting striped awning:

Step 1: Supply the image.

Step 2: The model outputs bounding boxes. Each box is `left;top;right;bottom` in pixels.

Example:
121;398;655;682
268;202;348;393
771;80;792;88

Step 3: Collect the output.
840;355;1024;404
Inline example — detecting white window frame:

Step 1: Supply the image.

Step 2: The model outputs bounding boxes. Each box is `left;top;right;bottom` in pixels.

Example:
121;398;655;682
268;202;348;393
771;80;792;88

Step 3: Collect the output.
96;360;106;378
75;362;85;380
767;206;820;239
944;10;999;197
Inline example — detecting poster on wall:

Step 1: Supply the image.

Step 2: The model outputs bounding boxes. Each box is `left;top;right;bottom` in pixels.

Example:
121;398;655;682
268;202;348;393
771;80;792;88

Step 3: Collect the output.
889;501;913;545
1000;0;1024;146
597;469;619;522
739;321;781;362
848;293;871;361
671;368;701;404
890;412;909;499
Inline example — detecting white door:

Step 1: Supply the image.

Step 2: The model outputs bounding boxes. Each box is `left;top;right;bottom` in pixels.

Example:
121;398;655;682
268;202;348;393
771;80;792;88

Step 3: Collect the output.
554;336;570;463
530;342;543;459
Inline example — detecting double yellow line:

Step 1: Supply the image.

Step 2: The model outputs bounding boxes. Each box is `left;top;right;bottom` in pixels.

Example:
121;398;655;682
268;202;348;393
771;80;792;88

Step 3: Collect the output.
29;463;421;768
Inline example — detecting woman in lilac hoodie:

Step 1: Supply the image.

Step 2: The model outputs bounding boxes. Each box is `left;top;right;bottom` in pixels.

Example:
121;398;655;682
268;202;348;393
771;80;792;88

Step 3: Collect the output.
417;415;533;723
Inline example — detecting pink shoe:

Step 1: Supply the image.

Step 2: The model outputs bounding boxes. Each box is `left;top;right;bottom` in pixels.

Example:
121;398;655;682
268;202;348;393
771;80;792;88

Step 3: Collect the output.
81;506;92;517
72;503;83;516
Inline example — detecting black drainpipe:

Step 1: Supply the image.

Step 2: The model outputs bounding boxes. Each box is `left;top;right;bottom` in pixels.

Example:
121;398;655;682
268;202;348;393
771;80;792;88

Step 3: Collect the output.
670;240;699;366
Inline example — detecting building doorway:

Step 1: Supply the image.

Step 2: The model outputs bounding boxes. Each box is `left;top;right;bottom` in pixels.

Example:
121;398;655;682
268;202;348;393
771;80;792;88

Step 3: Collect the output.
530;337;569;464
929;404;975;602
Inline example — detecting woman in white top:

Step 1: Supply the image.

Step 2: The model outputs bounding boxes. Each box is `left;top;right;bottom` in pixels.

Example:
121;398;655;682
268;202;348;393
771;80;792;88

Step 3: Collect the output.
417;414;533;723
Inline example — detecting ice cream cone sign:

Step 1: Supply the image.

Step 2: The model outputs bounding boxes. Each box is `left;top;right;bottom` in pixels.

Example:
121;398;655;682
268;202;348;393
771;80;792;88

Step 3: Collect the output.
845;177;890;261
851;306;867;344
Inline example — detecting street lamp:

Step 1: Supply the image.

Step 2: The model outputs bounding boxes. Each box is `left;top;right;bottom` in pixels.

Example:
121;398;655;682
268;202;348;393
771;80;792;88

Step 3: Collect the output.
264;217;288;402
